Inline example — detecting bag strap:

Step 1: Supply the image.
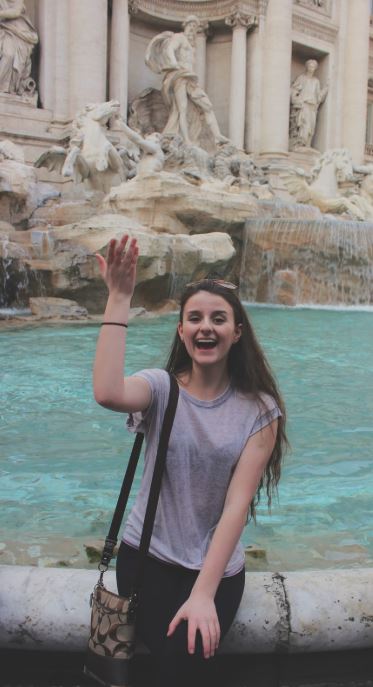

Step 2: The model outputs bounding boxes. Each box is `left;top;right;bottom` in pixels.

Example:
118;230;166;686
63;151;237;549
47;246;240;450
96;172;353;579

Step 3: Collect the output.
131;373;179;603
98;372;179;588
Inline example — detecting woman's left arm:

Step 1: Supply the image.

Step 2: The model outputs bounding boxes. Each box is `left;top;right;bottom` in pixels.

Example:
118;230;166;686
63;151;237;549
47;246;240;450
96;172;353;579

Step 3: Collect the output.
167;419;278;658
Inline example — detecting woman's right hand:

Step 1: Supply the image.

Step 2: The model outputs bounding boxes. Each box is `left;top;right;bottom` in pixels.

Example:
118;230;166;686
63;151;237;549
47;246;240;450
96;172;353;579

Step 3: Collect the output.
95;234;138;299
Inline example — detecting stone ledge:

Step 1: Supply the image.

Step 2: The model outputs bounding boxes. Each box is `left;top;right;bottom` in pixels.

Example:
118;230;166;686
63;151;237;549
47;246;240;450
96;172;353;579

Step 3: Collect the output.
0;566;372;653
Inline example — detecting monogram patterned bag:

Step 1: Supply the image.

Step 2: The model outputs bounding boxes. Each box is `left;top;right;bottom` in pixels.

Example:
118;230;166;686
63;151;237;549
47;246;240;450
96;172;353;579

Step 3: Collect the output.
84;374;179;687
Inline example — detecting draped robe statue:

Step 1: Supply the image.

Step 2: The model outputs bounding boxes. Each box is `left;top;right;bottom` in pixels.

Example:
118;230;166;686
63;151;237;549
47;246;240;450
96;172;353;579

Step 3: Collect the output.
289;59;328;149
145;15;227;150
0;0;38;96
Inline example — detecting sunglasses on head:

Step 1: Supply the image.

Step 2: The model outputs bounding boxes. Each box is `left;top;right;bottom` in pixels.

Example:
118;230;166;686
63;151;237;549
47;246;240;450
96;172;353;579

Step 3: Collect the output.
185;278;238;291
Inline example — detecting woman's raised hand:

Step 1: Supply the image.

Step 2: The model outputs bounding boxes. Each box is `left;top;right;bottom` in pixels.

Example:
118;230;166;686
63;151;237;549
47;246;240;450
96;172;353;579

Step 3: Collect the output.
95;235;138;299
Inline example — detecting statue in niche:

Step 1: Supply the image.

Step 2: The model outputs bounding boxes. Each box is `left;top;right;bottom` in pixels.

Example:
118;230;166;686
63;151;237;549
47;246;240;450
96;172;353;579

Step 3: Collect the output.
289;59;328;150
0;0;38;97
145;15;228;150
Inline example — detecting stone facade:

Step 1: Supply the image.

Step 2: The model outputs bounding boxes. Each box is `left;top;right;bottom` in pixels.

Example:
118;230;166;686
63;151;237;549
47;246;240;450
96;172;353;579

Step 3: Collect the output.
0;0;372;169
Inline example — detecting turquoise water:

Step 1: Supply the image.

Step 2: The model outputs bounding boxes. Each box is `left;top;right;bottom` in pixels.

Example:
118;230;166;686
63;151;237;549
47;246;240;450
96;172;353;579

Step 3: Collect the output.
1;307;373;570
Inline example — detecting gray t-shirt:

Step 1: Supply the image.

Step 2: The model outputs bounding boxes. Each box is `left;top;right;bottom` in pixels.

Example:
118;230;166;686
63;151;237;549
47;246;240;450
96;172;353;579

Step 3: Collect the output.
123;369;281;576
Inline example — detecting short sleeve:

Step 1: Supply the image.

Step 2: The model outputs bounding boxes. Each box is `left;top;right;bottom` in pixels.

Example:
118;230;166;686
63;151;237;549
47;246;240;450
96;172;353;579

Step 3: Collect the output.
250;393;282;437
126;368;170;434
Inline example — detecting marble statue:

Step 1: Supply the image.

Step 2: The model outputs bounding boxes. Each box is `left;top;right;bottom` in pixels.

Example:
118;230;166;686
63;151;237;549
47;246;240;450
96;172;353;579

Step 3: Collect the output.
0;137;24;162
35;100;137;192
116;120;165;177
0;0;38;96
282;148;365;219
212;143;260;190
145;15;228;149
340;163;373;221
289;59;328;149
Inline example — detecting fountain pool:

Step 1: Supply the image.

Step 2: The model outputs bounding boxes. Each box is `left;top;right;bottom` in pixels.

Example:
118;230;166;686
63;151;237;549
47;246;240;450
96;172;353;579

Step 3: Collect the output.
1;306;373;571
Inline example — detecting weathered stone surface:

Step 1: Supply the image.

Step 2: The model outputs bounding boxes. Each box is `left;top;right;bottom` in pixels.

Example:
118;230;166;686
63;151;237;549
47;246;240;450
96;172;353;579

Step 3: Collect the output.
272;269;297;306
0;158;59;226
240;217;373;306
0;220;14;232
1;213;235;311
1;565;373;653
104;171;258;235
30;195;104;227
29;297;88;319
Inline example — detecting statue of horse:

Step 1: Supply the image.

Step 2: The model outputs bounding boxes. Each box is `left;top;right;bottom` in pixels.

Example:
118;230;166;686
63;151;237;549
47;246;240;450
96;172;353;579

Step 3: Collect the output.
282;148;365;220
35;100;137;192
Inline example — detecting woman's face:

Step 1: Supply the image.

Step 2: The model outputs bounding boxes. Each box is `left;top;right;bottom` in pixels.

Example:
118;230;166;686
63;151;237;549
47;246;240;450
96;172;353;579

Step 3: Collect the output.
177;291;241;369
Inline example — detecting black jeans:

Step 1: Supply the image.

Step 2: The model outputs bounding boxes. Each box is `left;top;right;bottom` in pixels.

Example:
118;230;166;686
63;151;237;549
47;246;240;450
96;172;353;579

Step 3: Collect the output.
116;542;245;687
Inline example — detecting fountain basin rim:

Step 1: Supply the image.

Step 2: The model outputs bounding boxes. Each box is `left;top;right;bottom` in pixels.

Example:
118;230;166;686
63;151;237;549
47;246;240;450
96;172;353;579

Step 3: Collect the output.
0;564;372;654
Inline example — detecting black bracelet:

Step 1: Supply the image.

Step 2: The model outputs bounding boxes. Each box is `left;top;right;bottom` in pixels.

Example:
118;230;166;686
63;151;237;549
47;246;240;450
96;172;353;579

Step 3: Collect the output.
102;322;128;328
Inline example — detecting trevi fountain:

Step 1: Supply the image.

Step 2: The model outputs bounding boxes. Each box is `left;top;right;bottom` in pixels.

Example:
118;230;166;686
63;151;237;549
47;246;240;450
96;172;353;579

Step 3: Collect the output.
0;0;372;318
0;0;372;574
1;5;373;675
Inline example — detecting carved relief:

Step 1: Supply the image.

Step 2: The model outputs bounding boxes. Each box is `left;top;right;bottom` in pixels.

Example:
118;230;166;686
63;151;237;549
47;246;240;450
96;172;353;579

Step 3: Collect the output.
131;0;259;24
225;10;257;30
292;15;337;44
294;0;332;16
128;0;139;15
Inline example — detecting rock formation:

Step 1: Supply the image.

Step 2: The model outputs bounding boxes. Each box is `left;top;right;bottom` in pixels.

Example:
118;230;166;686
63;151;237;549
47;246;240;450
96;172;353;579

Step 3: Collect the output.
1;213;236;312
0;139;58;226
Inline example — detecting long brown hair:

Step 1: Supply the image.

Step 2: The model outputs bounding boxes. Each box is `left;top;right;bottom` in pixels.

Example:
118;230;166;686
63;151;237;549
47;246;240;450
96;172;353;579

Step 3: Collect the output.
165;279;288;521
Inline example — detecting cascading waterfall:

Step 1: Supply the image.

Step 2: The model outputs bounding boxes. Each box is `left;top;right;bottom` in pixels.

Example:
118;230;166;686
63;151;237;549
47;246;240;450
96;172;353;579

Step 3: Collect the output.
239;217;373;306
0;232;47;310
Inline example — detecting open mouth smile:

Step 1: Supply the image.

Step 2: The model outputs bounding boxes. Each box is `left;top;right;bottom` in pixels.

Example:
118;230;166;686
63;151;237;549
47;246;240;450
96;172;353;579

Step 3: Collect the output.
195;338;218;350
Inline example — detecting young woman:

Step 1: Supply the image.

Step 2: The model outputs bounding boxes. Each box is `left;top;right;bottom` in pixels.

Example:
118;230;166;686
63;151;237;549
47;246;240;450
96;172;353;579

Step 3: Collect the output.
94;234;287;687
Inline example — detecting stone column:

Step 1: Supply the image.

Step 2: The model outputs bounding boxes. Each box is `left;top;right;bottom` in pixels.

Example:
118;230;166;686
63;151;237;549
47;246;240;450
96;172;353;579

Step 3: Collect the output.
37;0;56;111
195;21;209;90
342;0;370;164
245;20;263;153
260;0;292;156
54;0;70;121
109;0;130;121
225;11;255;149
69;0;108;116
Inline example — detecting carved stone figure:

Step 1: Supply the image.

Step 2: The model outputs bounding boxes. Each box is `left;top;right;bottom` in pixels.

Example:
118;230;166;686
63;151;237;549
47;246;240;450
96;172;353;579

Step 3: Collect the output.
35;101;137;192
212;143;259;189
340;164;373;221
128;87;169;135
0;0;38;97
145;15;228;150
289;59;328;149
282;148;365;219
116;120;165;177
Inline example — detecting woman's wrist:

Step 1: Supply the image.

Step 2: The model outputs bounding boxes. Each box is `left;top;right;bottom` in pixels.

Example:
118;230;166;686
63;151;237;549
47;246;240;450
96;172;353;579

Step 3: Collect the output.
103;293;132;321
190;579;217;600
106;291;132;306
